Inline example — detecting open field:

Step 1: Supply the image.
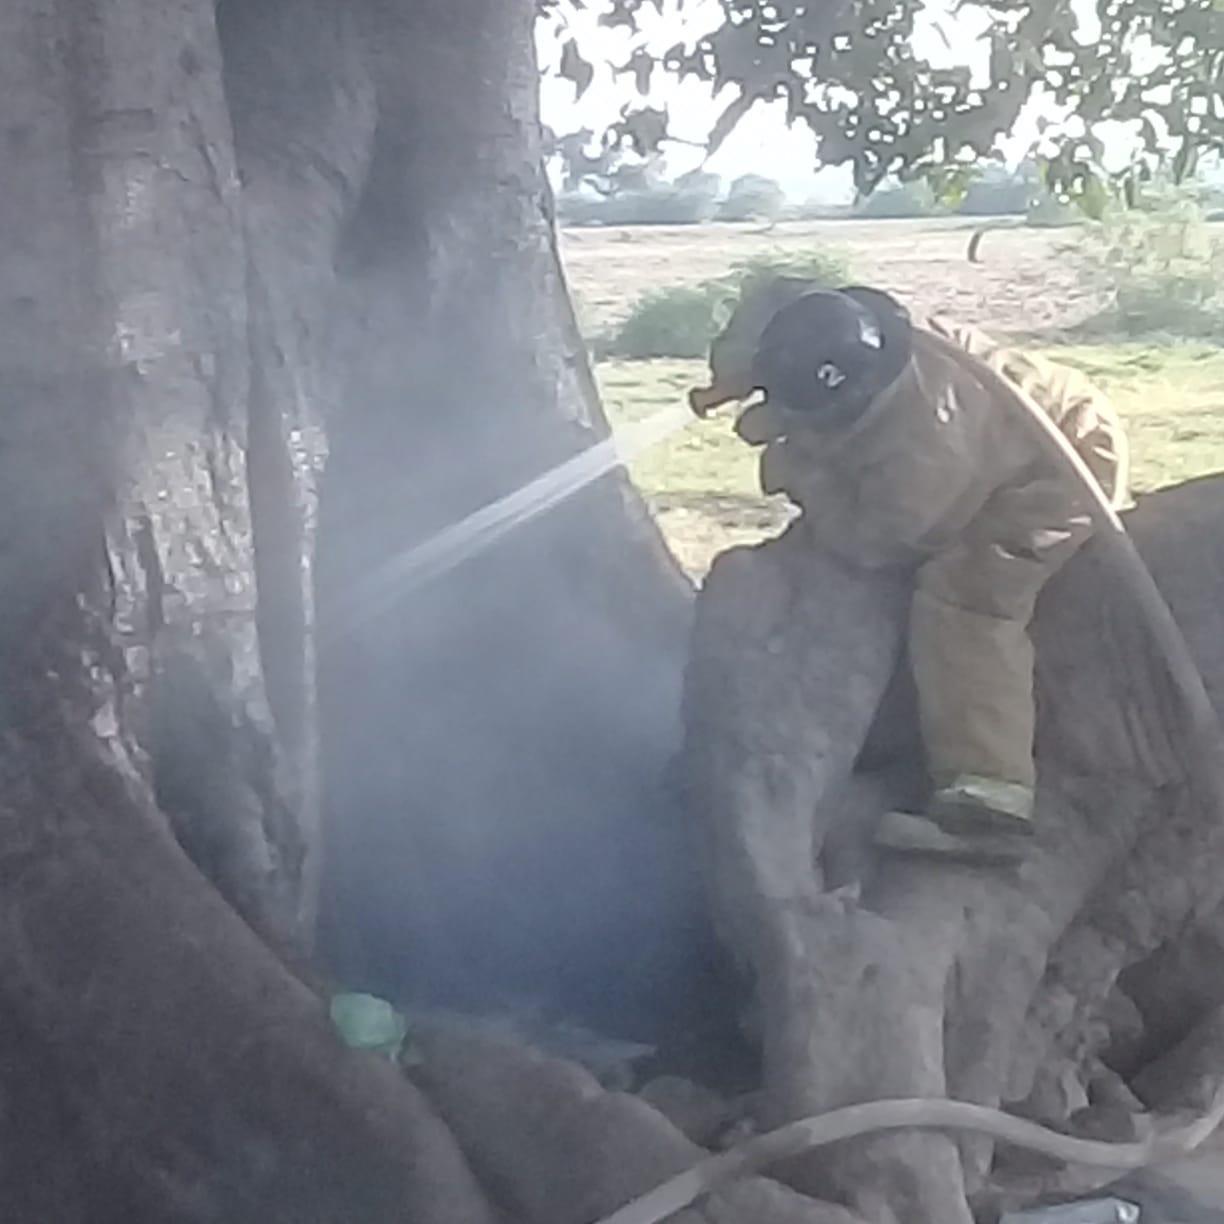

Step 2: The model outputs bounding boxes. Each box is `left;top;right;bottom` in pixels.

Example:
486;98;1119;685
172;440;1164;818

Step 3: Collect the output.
560;216;1107;339
560;220;1224;577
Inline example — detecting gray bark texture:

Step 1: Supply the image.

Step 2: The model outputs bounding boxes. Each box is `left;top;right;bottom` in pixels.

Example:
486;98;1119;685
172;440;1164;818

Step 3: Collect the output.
6;0;1224;1218
682;478;1224;1224
311;0;706;1036
0;0;707;1218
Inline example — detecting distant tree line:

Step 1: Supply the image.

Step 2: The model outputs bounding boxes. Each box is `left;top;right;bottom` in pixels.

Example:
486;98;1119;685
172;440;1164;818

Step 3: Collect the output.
549;138;1076;228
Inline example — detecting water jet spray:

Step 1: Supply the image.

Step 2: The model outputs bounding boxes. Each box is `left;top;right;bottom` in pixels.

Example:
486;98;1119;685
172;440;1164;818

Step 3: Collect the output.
329;400;697;639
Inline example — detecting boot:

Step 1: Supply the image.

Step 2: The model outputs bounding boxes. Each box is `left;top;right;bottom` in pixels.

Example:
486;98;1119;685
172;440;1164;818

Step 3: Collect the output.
873;775;1035;866
927;773;1035;836
873;810;1029;867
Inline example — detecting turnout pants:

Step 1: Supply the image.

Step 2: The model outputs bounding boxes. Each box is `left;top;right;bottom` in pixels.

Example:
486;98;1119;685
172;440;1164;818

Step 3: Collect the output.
909;478;1093;790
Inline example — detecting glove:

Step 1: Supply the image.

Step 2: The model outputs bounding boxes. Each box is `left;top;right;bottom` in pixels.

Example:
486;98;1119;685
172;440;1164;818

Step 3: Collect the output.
734;400;788;445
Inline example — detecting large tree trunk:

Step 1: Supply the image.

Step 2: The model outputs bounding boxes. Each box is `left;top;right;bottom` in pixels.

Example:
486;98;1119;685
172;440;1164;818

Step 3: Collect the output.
683;477;1224;1224
8;0;1224;1218
0;0;706;1217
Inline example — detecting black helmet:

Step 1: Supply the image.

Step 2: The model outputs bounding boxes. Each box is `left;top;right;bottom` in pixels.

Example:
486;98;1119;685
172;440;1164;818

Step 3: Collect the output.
750;286;912;431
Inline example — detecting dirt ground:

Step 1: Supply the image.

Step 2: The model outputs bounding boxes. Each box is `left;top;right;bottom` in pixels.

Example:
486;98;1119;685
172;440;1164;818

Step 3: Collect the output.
561;216;1108;339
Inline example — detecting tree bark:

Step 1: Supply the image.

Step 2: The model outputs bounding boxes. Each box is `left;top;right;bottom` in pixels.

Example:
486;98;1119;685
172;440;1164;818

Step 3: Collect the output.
0;0;701;1216
10;0;1224;1218
682;478;1224;1224
312;0;711;1037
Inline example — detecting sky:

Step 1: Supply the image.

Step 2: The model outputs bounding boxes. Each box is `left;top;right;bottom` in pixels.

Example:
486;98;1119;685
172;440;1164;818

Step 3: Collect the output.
536;0;1134;202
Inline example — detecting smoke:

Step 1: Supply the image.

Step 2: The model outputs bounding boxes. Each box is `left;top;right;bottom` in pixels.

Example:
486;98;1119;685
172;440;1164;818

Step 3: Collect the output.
315;363;727;1042
330;401;694;640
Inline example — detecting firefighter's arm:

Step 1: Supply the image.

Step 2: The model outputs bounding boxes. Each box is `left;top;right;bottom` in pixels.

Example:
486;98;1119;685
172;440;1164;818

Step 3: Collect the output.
924;323;1124;509
687;299;767;419
759;438;932;569
975;477;1095;572
689;379;750;418
688;275;822;417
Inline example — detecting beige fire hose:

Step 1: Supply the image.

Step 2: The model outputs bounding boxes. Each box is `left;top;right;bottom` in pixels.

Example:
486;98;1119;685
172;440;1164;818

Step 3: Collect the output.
593;341;1224;1224
931;334;1224;794
593;1088;1224;1224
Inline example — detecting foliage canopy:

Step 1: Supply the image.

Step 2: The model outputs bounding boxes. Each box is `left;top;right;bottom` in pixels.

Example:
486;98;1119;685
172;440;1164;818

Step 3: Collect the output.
540;0;1224;201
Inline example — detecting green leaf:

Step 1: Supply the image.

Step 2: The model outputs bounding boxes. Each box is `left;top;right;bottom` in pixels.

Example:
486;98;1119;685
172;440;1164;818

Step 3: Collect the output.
330;993;409;1061
927;166;974;209
559;39;595;99
549;0;1224;200
1071;173;1110;220
599;1;639;30
625;48;654;95
616;105;669;155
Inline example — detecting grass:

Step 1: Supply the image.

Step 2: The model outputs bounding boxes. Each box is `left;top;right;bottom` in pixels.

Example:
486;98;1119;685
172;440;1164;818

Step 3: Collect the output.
600;343;1224;578
1053;343;1224;490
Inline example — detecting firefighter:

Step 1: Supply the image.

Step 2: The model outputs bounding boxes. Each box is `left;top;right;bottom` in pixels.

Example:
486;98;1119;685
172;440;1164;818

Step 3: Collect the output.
690;281;1130;860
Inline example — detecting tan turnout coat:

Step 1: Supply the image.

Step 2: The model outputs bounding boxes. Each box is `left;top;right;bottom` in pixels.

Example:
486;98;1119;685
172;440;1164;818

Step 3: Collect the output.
694;283;1130;789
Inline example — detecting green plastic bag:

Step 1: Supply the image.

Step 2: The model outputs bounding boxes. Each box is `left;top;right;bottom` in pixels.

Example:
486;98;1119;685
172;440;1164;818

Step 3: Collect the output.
329;992;410;1062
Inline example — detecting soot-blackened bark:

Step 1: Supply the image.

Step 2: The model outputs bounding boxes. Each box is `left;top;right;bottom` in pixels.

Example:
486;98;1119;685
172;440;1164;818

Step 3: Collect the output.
683;478;1224;1224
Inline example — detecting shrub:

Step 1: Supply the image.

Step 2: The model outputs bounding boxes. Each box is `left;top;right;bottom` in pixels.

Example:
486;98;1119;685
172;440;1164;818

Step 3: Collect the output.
673;169;723;211
599;284;726;359
786;198;854;222
602;249;852;360
1025;192;1080;228
729;250;852;294
1073;200;1224;337
557;172;722;228
855;179;939;219
556;191;612;227
719;174;786;223
957;167;1031;217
